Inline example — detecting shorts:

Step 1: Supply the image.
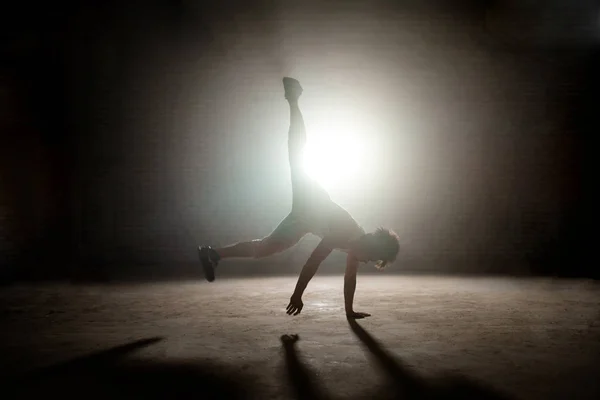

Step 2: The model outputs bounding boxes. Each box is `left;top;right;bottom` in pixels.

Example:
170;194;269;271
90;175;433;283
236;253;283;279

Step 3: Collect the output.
264;172;331;246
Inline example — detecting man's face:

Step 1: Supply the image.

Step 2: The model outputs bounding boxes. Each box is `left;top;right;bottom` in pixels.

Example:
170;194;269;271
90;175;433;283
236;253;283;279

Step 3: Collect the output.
352;243;380;263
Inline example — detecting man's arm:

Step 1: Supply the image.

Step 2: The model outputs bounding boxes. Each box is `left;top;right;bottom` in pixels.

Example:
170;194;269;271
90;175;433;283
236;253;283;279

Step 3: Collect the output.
293;239;332;297
286;239;332;315
344;255;359;315
345;254;371;319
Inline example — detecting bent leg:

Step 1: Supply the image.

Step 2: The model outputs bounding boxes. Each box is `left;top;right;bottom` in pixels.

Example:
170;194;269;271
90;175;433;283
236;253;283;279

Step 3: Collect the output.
215;214;308;259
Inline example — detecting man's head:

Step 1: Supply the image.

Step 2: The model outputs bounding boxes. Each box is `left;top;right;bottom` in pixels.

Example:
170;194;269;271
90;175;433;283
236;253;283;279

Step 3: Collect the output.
350;227;400;269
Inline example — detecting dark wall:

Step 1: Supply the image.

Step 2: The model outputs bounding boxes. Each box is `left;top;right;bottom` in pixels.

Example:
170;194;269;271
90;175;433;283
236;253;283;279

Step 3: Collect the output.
1;1;597;281
1;2;73;280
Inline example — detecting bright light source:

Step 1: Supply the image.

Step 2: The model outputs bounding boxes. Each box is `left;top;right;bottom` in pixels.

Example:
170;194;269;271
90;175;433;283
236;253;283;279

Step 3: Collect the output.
302;108;374;194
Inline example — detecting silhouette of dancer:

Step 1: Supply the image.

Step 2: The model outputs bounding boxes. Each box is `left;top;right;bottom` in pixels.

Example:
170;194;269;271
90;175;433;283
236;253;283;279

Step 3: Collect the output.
198;77;400;318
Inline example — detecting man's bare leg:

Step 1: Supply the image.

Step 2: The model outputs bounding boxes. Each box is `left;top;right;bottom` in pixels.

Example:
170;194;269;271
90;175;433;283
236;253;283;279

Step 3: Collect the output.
199;237;298;282
284;77;331;208
216;78;304;259
214;239;290;259
284;77;306;187
198;77;305;282
198;241;271;282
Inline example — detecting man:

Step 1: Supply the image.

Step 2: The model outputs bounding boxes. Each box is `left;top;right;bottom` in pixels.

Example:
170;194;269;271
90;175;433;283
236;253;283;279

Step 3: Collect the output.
199;77;400;319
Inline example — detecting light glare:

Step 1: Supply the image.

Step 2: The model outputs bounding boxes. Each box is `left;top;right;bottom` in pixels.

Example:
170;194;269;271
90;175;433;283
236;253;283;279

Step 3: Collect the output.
303;109;373;193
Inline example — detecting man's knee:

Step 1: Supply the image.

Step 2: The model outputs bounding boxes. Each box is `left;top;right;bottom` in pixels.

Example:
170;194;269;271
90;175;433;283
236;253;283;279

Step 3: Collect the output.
253;238;290;259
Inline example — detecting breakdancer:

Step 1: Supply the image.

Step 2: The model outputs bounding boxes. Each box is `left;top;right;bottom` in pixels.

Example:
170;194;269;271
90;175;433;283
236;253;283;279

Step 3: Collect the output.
199;77;400;319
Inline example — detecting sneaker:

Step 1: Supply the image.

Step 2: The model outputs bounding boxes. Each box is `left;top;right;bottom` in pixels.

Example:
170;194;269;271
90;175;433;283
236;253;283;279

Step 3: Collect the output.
283;77;303;101
198;246;220;282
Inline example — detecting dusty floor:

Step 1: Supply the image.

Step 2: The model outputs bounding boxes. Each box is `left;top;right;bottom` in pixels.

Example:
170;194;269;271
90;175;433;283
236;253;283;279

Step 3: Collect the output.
0;275;599;399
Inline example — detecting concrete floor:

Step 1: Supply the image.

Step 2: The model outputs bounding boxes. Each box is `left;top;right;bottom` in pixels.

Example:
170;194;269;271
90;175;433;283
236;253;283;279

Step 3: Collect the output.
0;275;599;399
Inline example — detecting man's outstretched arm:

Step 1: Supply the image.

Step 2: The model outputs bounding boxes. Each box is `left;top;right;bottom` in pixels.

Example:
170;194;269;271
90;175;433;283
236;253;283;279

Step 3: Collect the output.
345;254;371;319
286;240;332;315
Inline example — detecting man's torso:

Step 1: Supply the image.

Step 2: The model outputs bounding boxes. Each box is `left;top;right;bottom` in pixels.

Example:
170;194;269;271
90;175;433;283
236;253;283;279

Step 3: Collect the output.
293;196;365;248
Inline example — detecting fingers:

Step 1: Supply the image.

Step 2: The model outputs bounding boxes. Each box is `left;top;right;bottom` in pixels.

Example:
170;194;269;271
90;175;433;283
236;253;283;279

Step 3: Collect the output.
286;302;295;315
287;306;301;315
285;302;303;315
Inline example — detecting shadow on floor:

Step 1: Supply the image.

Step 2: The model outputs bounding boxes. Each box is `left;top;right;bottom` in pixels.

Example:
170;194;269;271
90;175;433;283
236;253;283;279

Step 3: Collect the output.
4;326;514;400
5;337;258;400
280;319;514;400
281;333;329;400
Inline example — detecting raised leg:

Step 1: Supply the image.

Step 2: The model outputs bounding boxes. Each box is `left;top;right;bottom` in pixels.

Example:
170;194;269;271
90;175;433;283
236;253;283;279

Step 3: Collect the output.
198;213;308;281
198;78;309;282
284;78;331;211
284;77;306;183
